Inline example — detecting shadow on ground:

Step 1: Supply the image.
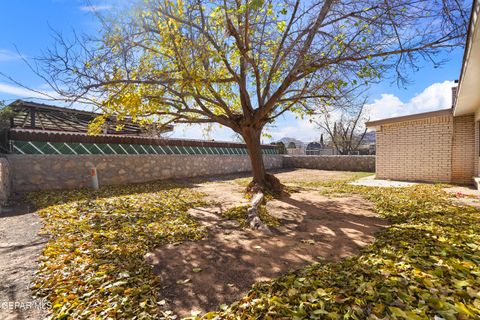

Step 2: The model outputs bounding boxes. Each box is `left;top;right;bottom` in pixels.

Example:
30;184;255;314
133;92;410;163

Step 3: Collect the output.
148;171;387;318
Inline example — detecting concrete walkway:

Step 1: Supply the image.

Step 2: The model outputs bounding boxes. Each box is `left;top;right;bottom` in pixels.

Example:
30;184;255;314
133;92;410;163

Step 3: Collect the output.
350;175;418;188
351;176;480;208
0;202;49;320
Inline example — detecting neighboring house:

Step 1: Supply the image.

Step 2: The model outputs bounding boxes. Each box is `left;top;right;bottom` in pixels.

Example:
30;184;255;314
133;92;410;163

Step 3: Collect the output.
286;142;305;155
280;137;347;155
0;100;279;155
366;0;479;185
306;142;322;155
305;142;339;155
5;100;174;136
279;137;306;155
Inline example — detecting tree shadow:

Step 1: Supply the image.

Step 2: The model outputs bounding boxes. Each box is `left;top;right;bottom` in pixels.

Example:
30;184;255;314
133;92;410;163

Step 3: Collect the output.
148;190;389;317
0;200;36;218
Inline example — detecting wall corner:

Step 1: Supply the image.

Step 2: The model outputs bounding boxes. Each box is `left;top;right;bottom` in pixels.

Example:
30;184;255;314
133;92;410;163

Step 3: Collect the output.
0;156;11;207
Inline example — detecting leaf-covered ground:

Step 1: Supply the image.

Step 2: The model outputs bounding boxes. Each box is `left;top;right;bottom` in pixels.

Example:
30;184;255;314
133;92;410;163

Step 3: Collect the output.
29;182;208;319
201;183;480;319
220;205;280;228
29;173;480;319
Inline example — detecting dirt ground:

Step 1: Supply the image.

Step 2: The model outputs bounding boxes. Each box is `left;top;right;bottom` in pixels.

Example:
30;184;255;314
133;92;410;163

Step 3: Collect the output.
261;168;360;184
0;169;384;319
149;169;388;318
0;201;49;320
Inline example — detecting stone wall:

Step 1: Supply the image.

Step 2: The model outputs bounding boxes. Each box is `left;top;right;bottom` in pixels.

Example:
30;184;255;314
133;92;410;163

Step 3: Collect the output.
1;154;377;195
0;158;10;205
283;155;375;172
6;154;283;193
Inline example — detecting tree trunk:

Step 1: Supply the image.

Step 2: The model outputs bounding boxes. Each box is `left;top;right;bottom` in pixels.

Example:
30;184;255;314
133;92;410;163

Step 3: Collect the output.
240;126;273;234
241;126;267;188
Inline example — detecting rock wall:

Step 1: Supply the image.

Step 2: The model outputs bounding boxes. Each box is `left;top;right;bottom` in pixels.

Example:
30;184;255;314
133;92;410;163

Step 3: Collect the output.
1;154;376;195
6;154;283;193
0;158;10;205
283;155;375;172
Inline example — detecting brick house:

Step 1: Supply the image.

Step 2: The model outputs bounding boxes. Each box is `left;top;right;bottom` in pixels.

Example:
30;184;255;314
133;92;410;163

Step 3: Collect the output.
366;0;480;185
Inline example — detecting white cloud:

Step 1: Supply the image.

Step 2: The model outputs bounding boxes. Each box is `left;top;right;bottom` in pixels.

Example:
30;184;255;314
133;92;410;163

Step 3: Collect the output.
170;123;239;142
267;118;319;143
267;81;456;143
170;120;321;144
0;49;23;62
366;80;455;121
0;83;60;100
79;5;112;12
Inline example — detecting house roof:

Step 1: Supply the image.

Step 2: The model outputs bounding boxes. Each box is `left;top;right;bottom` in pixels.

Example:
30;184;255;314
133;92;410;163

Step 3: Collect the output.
7;100;174;135
365;109;452;127
454;0;480;116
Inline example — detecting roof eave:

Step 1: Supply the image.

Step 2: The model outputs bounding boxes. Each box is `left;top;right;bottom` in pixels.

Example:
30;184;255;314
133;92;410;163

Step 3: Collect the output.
366;108;453;128
453;0;480;116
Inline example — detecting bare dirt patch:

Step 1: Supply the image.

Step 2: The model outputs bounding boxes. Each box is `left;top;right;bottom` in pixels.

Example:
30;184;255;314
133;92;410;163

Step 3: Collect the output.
270;168;363;184
148;169;386;318
0;201;49;320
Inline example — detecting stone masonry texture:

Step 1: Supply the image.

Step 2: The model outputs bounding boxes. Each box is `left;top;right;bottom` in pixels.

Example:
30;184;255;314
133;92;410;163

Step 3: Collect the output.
283;155;375;172
0;158;10;205
4;154;376;193
7;154;283;193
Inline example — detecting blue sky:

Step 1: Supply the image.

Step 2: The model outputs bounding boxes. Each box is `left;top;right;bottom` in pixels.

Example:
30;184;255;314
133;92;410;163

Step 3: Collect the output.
0;0;466;142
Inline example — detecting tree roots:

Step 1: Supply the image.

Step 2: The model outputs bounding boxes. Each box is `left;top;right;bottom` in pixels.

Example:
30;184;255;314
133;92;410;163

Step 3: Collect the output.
246;173;284;196
245;174;285;234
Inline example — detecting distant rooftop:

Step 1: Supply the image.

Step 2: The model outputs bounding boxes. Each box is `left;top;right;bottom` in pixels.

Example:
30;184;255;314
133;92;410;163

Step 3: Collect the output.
6;100;173;136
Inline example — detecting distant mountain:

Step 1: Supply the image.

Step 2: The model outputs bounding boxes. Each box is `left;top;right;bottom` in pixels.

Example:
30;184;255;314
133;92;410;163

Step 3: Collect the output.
363;131;376;144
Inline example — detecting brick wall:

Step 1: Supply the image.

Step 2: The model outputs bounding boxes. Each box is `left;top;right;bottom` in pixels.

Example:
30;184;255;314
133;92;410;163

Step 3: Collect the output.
283;155;375;172
475;120;479;177
375;113;475;184
451;115;475;184
375;114;454;183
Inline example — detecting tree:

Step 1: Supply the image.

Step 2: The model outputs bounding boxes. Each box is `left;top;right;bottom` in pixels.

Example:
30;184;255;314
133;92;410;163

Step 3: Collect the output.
317;94;369;155
33;0;468;191
0;101;15;129
271;141;286;154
